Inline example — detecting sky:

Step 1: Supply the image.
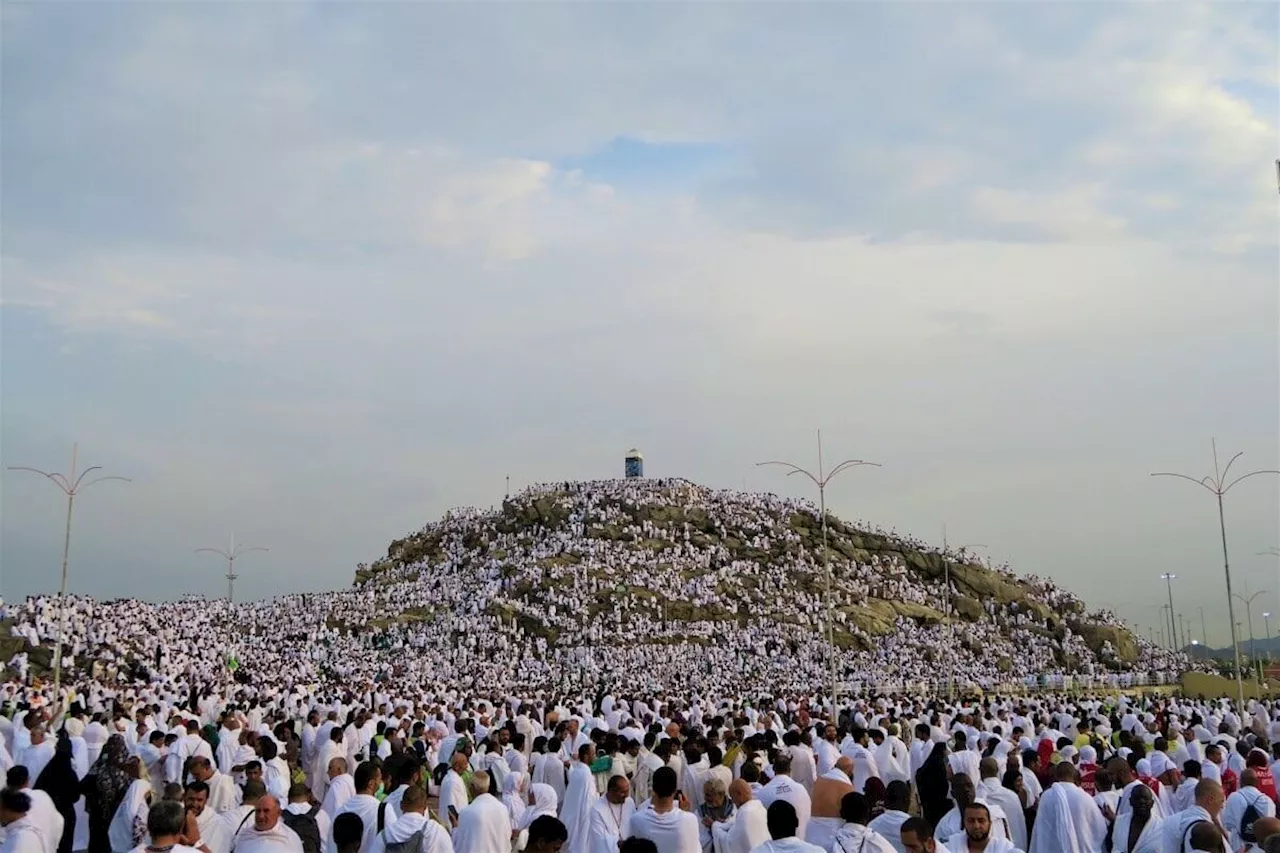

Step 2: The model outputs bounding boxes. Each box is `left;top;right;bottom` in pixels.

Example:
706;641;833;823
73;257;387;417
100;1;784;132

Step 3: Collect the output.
2;2;1277;649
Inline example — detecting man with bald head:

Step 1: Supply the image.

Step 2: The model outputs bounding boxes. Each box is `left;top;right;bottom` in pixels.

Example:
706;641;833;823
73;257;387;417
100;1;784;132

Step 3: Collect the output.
1223;769;1277;852
320;758;355;818
806;757;854;850
1251;816;1280;851
589;776;634;853
230;795;304;853
1162;779;1229;853
328;761;381;853
1027;761;1105;853
453;771;511;853
712;780;769;853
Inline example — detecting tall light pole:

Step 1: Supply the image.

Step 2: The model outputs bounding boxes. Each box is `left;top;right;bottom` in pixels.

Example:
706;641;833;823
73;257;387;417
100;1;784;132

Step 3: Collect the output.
196;534;268;603
1152;439;1279;709
1199;606;1208;648
1264;612;1274;663
1263;551;1280;663
1160;573;1179;650
8;443;131;693
1232;585;1268;662
758;430;880;710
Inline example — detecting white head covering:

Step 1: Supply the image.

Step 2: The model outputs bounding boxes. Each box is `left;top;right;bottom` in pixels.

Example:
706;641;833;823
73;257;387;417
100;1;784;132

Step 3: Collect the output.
107;779;151;853
503;771;529;827
518;783;558;830
1148;752;1173;777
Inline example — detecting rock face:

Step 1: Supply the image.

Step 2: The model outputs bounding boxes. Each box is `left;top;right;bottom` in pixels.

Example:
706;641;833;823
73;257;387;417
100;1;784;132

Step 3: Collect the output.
1077;623;1140;664
0;618;53;680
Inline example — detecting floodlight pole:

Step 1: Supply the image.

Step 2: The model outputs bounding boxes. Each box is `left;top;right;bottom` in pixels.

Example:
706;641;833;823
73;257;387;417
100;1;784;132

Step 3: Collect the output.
1233;585;1268;663
1263;551;1280;662
1151;439;1279;709
1161;573;1179;650
196;534;268;603
8;443;131;694
758;430;880;713
1264;612;1274;663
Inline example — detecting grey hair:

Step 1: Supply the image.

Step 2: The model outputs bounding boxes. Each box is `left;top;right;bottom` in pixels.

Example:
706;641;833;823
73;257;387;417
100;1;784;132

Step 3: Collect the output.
148;801;186;837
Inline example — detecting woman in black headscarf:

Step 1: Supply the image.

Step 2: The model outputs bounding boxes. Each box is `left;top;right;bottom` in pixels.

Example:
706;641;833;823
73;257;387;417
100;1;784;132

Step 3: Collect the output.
915;740;951;832
81;734;131;853
36;735;81;853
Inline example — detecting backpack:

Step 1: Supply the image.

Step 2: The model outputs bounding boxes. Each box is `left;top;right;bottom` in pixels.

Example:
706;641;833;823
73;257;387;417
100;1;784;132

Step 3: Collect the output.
1240;795;1263;844
384;828;425;853
281;805;322;853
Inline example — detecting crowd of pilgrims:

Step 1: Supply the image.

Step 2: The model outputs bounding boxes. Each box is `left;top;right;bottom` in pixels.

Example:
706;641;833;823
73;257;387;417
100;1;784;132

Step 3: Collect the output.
5;686;1280;853
3;479;1193;697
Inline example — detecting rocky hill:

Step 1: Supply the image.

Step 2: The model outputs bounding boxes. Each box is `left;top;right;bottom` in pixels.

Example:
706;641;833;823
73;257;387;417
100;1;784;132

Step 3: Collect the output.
346;478;1164;686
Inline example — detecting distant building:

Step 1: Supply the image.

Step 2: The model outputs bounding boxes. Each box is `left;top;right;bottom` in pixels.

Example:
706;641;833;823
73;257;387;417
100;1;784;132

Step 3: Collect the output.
625;449;644;479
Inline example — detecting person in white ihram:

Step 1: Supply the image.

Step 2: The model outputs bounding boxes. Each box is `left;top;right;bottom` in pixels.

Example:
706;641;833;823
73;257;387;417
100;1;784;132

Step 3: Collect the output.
587;776;633;853
327;763;381;853
756;755;811;844
1;791;48;853
933;777;1009;847
830;793;894;853
749;801;824;853
129;801;208;853
437;753;470;837
5;767;62;853
624;768;699;853
368;785;453;853
559;745;598;853
975;760;1026;852
229;797;303;853
1025;763;1104;853
452;772;511;853
943;803;1022;853
713;781;770;853
1221;770;1275;853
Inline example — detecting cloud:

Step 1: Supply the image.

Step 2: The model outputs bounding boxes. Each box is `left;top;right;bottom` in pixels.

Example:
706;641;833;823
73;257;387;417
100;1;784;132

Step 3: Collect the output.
1;2;1276;640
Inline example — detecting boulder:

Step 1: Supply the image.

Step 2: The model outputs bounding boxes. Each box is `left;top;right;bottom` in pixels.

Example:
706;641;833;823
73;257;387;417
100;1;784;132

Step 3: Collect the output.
951;595;984;621
1076;622;1139;663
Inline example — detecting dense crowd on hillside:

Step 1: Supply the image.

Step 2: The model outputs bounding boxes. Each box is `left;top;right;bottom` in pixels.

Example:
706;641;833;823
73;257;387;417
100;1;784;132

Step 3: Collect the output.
3;479;1195;699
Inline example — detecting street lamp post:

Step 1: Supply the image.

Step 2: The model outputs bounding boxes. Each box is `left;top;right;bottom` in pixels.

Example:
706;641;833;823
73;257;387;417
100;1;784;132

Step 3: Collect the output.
1263;551;1280;663
8;443;131;693
196;534;269;603
1264;612;1274;663
1232;586;1268;663
1152;439;1279;710
1199;607;1208;648
758;430;880;712
1161;573;1179;650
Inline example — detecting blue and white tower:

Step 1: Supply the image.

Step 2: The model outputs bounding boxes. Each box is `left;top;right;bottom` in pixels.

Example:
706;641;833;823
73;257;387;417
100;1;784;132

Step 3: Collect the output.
625;448;644;479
